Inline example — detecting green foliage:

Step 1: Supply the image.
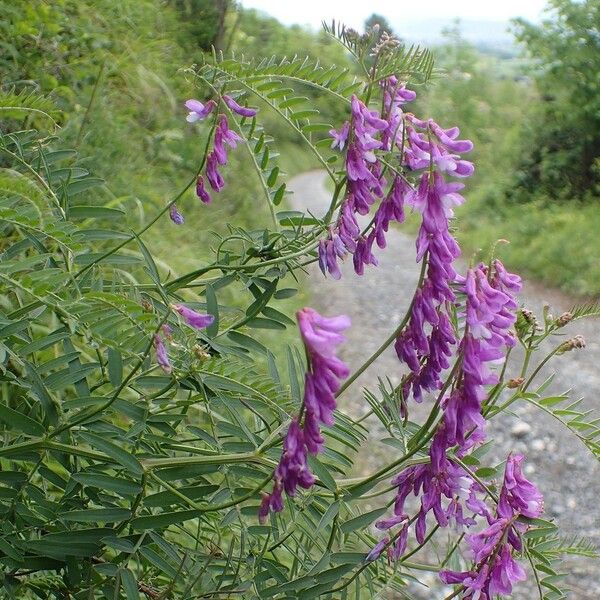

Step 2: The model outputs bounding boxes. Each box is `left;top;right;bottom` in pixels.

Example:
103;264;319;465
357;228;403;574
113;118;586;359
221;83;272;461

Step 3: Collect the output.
417;16;600;296
1;3;598;598
512;0;600;200
0;18;439;597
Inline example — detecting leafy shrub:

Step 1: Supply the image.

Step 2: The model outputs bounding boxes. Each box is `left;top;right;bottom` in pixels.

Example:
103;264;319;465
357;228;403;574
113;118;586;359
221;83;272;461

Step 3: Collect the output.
0;20;598;600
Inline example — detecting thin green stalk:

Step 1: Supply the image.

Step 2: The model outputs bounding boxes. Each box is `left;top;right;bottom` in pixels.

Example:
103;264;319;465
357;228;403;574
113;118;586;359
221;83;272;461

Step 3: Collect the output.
337;256;428;398
141;450;273;470
72;112;219;281
76;60;105;148
48;313;171;438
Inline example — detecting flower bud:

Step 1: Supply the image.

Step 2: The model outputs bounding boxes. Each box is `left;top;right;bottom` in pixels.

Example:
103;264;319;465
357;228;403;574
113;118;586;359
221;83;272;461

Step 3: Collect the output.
516;308;537;338
521;309;536;324
507;377;524;389
554;312;573;328
193;344;211;361
557;335;586;354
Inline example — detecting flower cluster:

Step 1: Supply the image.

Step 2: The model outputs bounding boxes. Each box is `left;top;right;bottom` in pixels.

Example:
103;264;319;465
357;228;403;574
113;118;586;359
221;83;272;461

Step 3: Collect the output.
445;261;521;450
153;305;215;373
370;260;539;598
440;454;543;598
320;94;392;279
259;308;350;522
394;118;473;403
172;95;257;223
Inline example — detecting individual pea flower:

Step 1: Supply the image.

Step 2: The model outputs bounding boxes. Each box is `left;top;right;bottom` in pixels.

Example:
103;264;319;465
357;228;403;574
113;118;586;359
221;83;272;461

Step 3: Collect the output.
365;536;389;562
171;304;215;330
185;99;216;122
388;524;409;561
213;114;242;165
375;513;407;531
195;175;211;204
153;334;171;374
169;204;184;225
329;121;350;150
222;94;258;117
206;152;225;191
497;454;544;519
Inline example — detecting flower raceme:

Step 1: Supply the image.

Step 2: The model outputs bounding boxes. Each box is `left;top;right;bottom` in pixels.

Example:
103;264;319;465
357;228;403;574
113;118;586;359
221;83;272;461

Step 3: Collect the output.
368;260;542;599
320;83;473;281
259;308;350;523
439;455;544;599
172;93;257;222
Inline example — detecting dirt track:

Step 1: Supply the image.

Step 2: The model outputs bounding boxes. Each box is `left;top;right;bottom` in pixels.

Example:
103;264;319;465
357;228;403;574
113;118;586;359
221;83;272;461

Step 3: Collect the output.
290;170;600;599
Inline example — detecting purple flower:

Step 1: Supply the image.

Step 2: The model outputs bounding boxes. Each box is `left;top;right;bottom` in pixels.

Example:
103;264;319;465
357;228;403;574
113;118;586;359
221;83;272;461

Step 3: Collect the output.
297;308;350;357
318;238;343;280
185;99;216;122
206;152;225;191
498;454;543;519
388;524;409;560
196;176;211;204
222;94;258;117
439;455;543;598
353;234;378;276
171;304;215;330
153;334;171;374
258;493;271;525
169;204;184;225
375;513;407;531
212;115;242;166
260;309;349;522
366;536;389;562
329;121;350;150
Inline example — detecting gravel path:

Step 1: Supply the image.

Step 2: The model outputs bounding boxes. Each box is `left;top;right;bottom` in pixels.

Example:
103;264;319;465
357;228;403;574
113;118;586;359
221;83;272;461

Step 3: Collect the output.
289;170;600;599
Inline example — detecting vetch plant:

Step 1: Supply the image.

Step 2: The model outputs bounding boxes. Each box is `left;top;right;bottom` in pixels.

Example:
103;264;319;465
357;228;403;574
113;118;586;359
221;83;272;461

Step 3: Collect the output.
0;20;598;599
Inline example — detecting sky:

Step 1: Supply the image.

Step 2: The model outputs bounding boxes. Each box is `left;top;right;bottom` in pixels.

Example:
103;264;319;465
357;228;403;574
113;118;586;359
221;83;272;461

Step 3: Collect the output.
238;0;548;30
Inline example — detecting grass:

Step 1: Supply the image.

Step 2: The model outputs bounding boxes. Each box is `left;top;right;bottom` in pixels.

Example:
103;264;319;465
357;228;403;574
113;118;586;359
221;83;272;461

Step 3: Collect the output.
457;188;600;297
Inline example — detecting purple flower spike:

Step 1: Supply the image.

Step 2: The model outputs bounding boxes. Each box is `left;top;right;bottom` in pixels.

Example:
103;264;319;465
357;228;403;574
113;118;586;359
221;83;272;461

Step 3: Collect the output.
153;334;171;374
171;304;215;330
259;308;349;523
185;99;216;122
223;94;258;118
196;175;211;204
169;204;184;225
439;453;543;597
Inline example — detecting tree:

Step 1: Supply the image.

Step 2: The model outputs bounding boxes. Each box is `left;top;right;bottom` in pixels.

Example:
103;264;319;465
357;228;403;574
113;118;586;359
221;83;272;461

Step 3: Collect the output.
364;12;395;35
512;0;600;200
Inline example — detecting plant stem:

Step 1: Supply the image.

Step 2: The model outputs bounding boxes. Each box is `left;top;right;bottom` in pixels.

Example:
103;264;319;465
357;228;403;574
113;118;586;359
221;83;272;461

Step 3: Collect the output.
336;256;428;398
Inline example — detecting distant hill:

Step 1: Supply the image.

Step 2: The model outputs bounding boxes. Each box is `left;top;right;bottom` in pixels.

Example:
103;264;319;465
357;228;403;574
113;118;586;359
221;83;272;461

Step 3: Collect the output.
393;18;518;55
